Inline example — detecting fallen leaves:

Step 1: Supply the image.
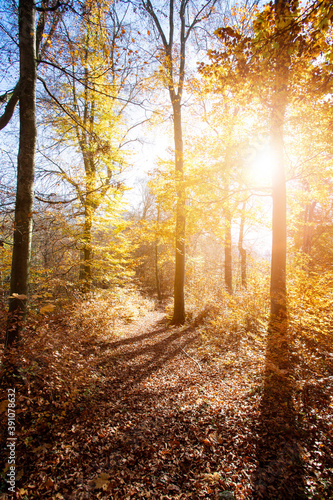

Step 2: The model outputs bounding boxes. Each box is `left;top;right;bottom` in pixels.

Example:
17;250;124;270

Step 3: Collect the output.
94;472;110;490
40;304;56;314
0;399;7;413
0;295;332;499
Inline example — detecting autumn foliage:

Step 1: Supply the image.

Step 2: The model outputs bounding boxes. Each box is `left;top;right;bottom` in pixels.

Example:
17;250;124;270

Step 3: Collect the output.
1;0;333;498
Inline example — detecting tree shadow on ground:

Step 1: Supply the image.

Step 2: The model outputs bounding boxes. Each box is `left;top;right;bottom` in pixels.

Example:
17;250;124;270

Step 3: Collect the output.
12;317;202;442
3;311;333;498
93;318;170;351
252;322;306;499
93;321;201;395
10;315;261;498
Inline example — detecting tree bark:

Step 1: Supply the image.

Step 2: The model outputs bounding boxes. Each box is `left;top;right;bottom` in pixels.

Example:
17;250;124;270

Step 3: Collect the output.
302;200;316;255
269;64;288;333
268;0;290;372
79;200;93;290
238;202;247;289
6;0;37;347
172;97;186;323
225;210;233;294
155;243;162;302
155;205;162;302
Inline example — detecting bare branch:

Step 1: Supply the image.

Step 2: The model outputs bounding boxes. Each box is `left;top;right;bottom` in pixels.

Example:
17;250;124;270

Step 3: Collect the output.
185;0;217;42
0;82;20;131
35;194;79;204
35;0;65;12
142;0;169;50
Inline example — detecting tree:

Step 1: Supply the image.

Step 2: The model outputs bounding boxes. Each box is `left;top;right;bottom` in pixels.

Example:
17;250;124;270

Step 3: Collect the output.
5;0;37;346
38;0;135;291
268;0;291;339
1;0;65;346
199;0;322;355
140;0;217;324
238;201;247;289
182;90;258;296
127;175;175;301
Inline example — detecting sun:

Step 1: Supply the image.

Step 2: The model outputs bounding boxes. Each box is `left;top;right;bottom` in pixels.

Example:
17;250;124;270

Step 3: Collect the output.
250;146;278;188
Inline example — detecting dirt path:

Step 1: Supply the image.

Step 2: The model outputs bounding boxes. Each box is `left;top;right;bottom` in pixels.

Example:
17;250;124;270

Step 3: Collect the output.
2;309;332;499
12;310;257;499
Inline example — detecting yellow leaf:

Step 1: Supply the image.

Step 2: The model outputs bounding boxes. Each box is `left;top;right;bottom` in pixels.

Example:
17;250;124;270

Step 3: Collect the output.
40;304;55;314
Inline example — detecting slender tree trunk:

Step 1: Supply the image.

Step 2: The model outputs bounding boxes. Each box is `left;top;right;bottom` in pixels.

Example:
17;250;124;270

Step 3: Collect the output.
155;243;162;302
270;107;287;326
258;4;299;495
172;97;186;324
141;0;216;323
6;0;36;347
269;73;288;334
225;211;233;294
79;200;93;291
238;202;247;289
223;173;233;295
155;205;162;302
302;200;316;255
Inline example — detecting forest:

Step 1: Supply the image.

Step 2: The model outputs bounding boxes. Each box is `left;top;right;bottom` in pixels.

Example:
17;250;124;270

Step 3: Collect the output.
0;0;333;498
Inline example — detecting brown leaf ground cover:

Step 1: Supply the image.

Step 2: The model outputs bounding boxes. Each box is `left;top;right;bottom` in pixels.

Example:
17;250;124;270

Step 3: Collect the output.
0;299;333;499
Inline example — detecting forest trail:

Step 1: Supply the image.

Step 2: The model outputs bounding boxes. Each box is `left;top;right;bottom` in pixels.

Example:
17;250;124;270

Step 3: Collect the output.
6;309;261;499
1;308;332;499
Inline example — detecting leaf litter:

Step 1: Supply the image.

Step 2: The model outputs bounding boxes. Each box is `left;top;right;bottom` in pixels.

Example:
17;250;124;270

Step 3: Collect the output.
0;302;332;499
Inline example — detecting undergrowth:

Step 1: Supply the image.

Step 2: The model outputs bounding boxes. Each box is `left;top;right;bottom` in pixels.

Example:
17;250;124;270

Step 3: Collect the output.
0;286;154;400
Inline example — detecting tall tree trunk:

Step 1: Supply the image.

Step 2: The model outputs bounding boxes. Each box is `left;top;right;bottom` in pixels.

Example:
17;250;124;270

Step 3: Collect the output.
6;0;36;347
172;97;186;323
223;173;233;295
77;40;95;292
302;200;316;255
141;0;216;323
267;0;290;375
270;105;287;328
155;205;162;302
79;201;93;290
238;202;247;289
155;243;162;302
225;211;233;294
256;3;299;495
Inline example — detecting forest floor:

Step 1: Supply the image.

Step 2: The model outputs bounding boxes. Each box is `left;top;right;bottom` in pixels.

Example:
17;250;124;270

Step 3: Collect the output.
0;301;333;499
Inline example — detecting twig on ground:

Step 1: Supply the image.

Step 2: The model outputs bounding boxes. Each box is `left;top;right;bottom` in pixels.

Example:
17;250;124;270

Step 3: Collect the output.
181;347;202;371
